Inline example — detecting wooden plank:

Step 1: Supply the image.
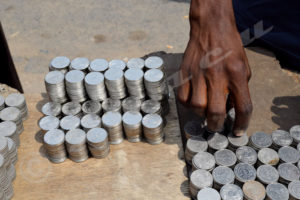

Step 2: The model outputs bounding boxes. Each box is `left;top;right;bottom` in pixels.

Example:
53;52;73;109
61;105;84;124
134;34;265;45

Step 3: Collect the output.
12;93;189;200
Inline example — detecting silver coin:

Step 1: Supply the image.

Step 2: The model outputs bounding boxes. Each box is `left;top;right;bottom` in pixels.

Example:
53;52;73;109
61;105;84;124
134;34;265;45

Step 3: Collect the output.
0;95;4;111
102;111;123;145
141;100;161;115
87;128;108;144
124;68;145;99
81;114;101;131
214;149;237;167
144;68;164;83
236;146;257;165
212;166;235;186
44;129;65;146
104;68;126;100
127;58;144;69
65;129;88;162
87;127;110;158
290;125;300;145
190;169;213;190
220;184;243;200
102;98;121;113
184;121;204;139
278;163;300;183
242;181;266;200
45;70;65;85
192;151;215;171
89;59;109;72
145;56;164;70
288;180;300;199
197;188;220;200
50;56;70;72
0;121;17;138
266;183;289;200
278;146;300;164
122;111;143;142
44;71;67;103
142;114;164;144
185;137;208;165
0;136;8;153
39;116;60;132
227;132;249;149
122;97;141;112
250;132;272;150
82;100;102;115
62;102;82;117
109;59;126;70
70;57;89;71
257;148;279;166
102;111;122;127
42;102;62;117
271;130;293;149
142;113;163;129
234;163;256;183
257;165;279;184
60;115;80;131
85;72;107;101
65;129;86;145
65;70;87;102
5;93;26;108
0;105;21;122
208;132;229;152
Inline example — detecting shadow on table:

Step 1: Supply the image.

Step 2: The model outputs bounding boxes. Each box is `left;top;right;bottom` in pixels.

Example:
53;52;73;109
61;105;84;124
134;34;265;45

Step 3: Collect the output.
271;95;300;131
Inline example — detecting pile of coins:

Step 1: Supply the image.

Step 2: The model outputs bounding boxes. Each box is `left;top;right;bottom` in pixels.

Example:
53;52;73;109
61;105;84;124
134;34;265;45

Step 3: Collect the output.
142;114;164;145
184;121;300;200
44;71;67;103
86;128;110;158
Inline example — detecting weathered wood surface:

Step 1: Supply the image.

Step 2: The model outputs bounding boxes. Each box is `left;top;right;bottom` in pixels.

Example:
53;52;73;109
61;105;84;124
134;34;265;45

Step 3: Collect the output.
12;93;189;200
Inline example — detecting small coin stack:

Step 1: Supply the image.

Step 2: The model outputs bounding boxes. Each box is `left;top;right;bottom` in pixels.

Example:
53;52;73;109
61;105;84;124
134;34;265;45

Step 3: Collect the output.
86;128;110;159
249;132;272;150
65;70;87;102
235;146;257;165
43;129;67;163
0;107;24;135
184;121;204;139
124;68;145;99
257;148;279;166
60;115;81;132
185;137;208;165
109;59;126;70
102;111;123;145
278;163;300;185
144;69;166;101
84;72;107;101
220;184;243;200
207;132;229;153
44;71;67;103
39;115;60;134
192;152;215;172
190;169;213;199
127;58;144;70
242;181;266;200
0;121;20;147
142;114;164;145
102;98;121;113
227;132;249;151
89;59;108;72
70;57;89;72
145;56;164;71
256;165;279;185
197;187;220;200
80;114;101;132
82;100;102;115
266;183;289;200
65;129;88;162
288;180;300;200
214;149;237;168
212;166;235;190
290;125;300;147
49;56;70;74
62;102;82;118
271;130;293;150
122;97;141;112
104;68;126;100
141;99;162;116
5;93;29;121
278;146;299;164
6;138;17;165
41;102;62;117
122;111;143;143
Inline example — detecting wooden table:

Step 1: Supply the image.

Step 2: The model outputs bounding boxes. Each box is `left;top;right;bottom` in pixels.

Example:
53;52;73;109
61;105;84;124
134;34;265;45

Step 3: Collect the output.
12;93;189;200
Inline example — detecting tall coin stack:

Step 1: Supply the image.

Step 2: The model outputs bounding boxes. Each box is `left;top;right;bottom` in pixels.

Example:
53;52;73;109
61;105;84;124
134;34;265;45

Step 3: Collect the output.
104;68;126;100
43;129;67;163
84;72;107;101
0;107;23;135
124;68;145;99
44;71;67;103
6;138;17;165
142;114;164;144
102;111;123;145
122;111;143;143
5;93;29;121
65;129;88;162
49;56;70;74
144;69;166;101
86;128;110;158
65;70;87;102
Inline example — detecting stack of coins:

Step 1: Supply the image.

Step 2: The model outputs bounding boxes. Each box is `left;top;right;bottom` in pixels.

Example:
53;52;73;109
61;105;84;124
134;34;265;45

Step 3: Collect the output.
0;154;13;200
242;181;266;200
86;128;110;158
49;56;70;73
142;114;164;145
124;68;145;99
70;57;89;72
278;163;300;185
289;125;300;147
192;151;215;172
80;114;101;132
65;129;88;162
0;136;9;167
257;148;279;166
197;188;220;200
104;68;126;99
122;111;143;143
62;102;82;118
44;71;67;103
271;130;293;150
288;180;300;200
84;72;107;101
89;59;108;72
0;95;5;111
144;69;166;101
60;115;81;132
141;99;162;116
212;166;235;190
102;98;121;113
109;59;126;70
220;184;243;200
207;132;229;153
256;165;279;185
39;115;60;134
65;70;87;102
82;100;102;115
6;138;17;165
145;56;164;71
214;149;237;168
43;129;67;163
235;146;257;165
5;93;29;121
249;132;273;151
227;132;249;151
184;121;204;139
127;58;144;70
234;163;256;186
0;107;23;134
0;121;19;147
189;169;213;199
278;146;300;164
121;97;141;112
102;111;123;145
185;137;208;165
266;183;289;200
41;102;62;117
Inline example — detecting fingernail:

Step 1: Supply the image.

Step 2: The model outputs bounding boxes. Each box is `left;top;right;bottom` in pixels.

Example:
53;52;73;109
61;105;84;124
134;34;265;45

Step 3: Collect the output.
234;130;245;137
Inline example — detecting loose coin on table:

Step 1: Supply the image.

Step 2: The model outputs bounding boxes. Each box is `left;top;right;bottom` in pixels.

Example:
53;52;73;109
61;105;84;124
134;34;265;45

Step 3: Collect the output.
278;146;300;164
192;151;215;172
185;137;208;165
60;115;81;132
242;181;266;200
257;165;279;185
266;183;289;200
249;132;273;150
127;58;144;69
42;102;62;117
278;163;300;184
197;187;220;200
81;114;101;132
271;130;293;150
220;184;243;200
70;57;89;71
102;98;121;113
122;111;143;143
212;166;235;190
189;169;213;199
82;100;102;115
214;149;237;168
235;146;257;165
65;129;88;162
44;70;67;103
102;111;123;145
207;132;229;153
234;163;256;185
49;56;70;73
257;148;279;166
290;125;300;147
142;114;164;145
89;58;108;72
288;180;300;200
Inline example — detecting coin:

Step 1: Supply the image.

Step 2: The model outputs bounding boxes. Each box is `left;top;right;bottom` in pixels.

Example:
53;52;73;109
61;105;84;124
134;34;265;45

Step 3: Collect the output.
234;163;256;184
60;115;81;132
49;56;70;73
220;184;243;200
278;163;300;184
278;146;300;164
65;129;88;162
290;125;300;147
81;114;101;132
89;59;108;72
109;59;126;70
242;181;265;200
44;70;67;103
0;121;19;147
141;99;162;115
41;102;62;117
102;111;123;145
70;57;89;71
0;95;4;111
5;93;29;120
192;151;215;172
62;102;82;117
257;148;279;166
65;70;87;102
82;100;102;115
39;116;60;133
124;68;145;99
44;129;67;163
236;146;257;165
271;130;293;150
127;58;144;70
227;132;249;150
266;183;289;200
185;137;208;165
208;132;229;153
190;169;213;199
214;149;237;168
249;132;272;150
288;180;300;200
145;56;164;70
212;166;235;190
184;121;205;139
87;128;110;159
0;107;23;134
142;114;164;145
6;137;17;165
197;188;220;200
85;72;107;101
102;98;121;113
144;69;166;101
122;111;143;143
257;165;279;185
122;97;141;112
104;68;126;100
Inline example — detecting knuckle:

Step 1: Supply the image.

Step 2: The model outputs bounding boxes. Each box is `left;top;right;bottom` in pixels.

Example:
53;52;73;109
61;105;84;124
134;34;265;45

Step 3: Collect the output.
227;59;247;76
208;108;226;121
190;100;207;110
239;103;253;116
